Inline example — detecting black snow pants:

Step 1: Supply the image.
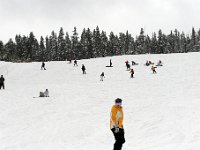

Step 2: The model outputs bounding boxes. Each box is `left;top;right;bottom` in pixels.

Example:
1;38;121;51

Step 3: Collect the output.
111;128;125;150
0;83;5;89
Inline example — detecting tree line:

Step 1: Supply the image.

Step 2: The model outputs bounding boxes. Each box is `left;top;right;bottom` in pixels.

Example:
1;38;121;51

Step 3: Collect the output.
0;26;200;62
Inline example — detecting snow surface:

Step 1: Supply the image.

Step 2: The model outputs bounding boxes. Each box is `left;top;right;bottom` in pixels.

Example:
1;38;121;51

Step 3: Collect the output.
1;52;200;150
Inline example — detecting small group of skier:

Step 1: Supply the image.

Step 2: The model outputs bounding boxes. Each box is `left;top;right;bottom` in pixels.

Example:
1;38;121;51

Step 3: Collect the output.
125;60;135;78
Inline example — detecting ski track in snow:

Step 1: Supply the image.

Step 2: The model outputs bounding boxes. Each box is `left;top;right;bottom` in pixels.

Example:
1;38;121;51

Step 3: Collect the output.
1;52;200;150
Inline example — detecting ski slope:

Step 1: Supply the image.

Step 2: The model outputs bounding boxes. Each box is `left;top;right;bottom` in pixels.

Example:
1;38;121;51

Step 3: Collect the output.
1;52;200;150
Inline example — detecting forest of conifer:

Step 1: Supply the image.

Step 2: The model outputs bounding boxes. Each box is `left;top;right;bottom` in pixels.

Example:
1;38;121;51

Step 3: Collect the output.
0;26;200;62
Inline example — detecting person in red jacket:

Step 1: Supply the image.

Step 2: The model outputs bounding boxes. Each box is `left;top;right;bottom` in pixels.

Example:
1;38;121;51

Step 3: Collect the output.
110;98;125;150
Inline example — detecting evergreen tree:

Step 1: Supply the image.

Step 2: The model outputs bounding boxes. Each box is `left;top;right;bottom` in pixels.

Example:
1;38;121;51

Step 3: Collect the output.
71;27;79;59
85;28;93;58
108;32;119;56
4;39;16;61
49;31;58;60
93;26;102;57
38;36;45;61
58;27;66;60
100;31;108;57
80;28;88;59
27;32;39;61
0;41;4;60
65;32;72;61
45;36;51;61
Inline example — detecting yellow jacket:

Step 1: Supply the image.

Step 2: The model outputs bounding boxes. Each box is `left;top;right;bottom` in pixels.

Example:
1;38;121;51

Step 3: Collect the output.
110;105;124;129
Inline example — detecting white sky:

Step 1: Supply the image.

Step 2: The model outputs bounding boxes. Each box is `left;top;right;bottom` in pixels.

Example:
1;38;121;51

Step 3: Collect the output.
0;0;200;43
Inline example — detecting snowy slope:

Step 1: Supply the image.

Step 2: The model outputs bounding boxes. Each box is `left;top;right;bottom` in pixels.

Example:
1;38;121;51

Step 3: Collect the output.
1;52;200;150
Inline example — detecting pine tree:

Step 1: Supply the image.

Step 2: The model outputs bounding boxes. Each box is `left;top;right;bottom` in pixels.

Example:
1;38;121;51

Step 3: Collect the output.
93;26;102;57
49;31;58;60
80;28;88;59
100;31;108;57
65;32;72;61
71;27;79;59
58;27;66;60
27;32;39;61
38;36;45;61
85;28;94;58
45;36;51;61
4;38;16;61
0;41;4;61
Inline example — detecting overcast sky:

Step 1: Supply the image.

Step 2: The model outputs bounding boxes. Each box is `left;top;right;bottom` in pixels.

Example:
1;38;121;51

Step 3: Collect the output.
0;0;200;42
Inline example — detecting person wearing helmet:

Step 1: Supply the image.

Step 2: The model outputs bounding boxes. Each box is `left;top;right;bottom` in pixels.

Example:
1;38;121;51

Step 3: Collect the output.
110;98;125;150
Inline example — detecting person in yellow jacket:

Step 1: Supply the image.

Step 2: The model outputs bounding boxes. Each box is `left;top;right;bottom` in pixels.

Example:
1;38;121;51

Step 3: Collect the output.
110;98;125;150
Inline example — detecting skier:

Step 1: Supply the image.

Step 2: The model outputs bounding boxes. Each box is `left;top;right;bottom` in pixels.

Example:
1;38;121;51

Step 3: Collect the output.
100;72;105;81
125;61;130;70
0;75;5;90
151;66;157;74
110;98;125;150
74;59;78;66
39;89;49;97
41;62;46;70
81;64;86;74
130;69;134;78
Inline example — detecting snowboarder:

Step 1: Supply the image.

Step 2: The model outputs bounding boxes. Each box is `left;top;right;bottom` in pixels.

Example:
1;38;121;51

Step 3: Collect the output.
110;98;125;150
74;59;78;66
131;61;138;65
110;59;113;67
81;64;86;74
39;89;49;97
145;60;150;66
151;66;157;74
130;69;134;78
41;62;46;70
100;72;105;81
156;60;163;66
0;75;5;90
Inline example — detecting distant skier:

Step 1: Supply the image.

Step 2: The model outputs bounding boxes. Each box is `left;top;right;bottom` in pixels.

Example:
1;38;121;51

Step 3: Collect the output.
125;60;130;70
81;64;86;74
130;69;134;78
110;98;125;150
41;62;46;70
39;89;49;97
74;59;78;66
0;75;5;90
151;66;157;74
110;59;113;67
100;72;105;81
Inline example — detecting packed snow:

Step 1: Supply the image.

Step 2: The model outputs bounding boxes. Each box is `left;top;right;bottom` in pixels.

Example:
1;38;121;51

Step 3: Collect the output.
1;52;200;150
